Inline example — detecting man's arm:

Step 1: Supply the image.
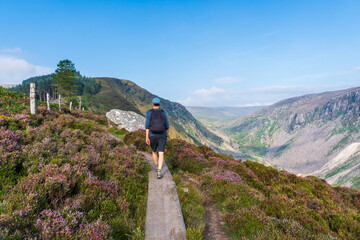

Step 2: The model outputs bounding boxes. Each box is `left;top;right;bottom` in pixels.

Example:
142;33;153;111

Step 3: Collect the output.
145;110;151;145
146;129;150;145
164;111;170;140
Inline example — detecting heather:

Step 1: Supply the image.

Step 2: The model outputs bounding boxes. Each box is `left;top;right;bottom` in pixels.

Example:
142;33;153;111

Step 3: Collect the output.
127;130;360;239
0;87;149;239
123;129;151;153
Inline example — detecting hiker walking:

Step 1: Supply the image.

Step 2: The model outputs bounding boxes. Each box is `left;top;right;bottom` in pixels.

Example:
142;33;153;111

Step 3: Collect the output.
145;97;169;179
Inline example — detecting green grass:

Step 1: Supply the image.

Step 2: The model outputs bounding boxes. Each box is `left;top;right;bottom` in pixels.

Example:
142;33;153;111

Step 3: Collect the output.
229;117;276;158
120;127;360;240
108;127;129;140
173;174;205;240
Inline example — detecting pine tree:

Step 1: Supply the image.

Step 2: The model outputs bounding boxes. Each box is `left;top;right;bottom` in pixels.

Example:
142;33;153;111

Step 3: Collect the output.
51;59;77;100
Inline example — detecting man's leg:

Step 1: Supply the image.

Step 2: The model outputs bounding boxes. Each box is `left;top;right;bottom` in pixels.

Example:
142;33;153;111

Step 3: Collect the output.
158;152;164;170
152;151;158;165
156;135;166;179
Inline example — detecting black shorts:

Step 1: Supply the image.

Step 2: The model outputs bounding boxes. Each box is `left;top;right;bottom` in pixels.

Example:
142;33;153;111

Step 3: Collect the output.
149;135;167;152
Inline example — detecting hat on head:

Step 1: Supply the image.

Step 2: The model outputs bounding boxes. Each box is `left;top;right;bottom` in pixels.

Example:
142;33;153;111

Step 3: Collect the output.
152;97;161;104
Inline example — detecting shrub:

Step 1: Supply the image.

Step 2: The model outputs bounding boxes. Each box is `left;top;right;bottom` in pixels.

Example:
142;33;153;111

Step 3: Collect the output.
205;170;242;184
124;129;151;152
0;99;149;239
166;138;360;239
0;87;27;114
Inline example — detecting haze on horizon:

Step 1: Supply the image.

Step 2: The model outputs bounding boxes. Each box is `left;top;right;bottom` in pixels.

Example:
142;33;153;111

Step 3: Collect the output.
1;0;360;107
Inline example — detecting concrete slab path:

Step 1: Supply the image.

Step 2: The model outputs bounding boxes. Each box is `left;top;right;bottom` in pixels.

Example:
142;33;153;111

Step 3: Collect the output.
141;152;187;240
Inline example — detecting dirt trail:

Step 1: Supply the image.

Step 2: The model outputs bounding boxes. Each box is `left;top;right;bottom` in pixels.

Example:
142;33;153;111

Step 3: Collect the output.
179;174;232;240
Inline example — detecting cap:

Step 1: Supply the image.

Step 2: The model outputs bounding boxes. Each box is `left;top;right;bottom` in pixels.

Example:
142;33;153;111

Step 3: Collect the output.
152;97;161;104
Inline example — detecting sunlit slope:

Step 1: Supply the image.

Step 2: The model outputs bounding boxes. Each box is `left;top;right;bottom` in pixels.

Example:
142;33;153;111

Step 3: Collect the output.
226;86;360;189
126;129;360;240
92;78;223;145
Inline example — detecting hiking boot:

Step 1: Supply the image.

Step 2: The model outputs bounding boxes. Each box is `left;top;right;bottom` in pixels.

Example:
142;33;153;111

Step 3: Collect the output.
153;163;158;170
157;169;163;179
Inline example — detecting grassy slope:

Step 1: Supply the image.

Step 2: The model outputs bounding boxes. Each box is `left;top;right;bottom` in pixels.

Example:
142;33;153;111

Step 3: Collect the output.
0;87;149;239
92;77;223;145
125;130;360;240
225;88;360;189
88;78;141;115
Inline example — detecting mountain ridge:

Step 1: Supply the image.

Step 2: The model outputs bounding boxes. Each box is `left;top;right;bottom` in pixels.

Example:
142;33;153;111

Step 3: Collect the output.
90;77;223;145
223;86;360;189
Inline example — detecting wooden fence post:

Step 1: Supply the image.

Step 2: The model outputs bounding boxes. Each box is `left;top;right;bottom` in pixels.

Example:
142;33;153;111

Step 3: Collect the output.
59;95;61;112
47;93;50;111
30;83;37;115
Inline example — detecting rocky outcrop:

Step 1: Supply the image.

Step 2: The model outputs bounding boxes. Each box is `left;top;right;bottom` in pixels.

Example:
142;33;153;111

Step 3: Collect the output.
226;86;360;189
106;109;145;132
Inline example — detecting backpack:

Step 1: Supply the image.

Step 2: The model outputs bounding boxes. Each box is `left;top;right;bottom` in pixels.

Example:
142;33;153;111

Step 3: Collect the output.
149;109;166;133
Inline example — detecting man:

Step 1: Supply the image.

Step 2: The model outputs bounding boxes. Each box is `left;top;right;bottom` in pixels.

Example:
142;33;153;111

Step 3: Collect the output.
145;97;169;179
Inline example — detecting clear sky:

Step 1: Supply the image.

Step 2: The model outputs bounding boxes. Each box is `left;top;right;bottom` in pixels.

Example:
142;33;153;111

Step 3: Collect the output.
1;0;360;107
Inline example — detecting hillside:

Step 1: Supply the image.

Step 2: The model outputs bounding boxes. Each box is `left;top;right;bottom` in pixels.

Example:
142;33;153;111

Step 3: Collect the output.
0;87;149;239
186;106;265;160
89;78;223;145
2;86;360;239
11;76;223;146
186;106;264;123
126;129;360;240
224;86;360;189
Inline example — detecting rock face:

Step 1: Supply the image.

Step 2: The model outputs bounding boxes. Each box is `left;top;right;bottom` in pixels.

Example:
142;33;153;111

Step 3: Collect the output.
225;86;360;189
106;109;145;132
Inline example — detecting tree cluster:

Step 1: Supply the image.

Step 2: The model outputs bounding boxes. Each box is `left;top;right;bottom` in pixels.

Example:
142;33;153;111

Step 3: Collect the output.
10;60;101;105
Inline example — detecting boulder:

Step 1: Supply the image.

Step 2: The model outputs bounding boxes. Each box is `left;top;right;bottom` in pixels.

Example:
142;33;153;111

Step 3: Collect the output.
106;109;145;131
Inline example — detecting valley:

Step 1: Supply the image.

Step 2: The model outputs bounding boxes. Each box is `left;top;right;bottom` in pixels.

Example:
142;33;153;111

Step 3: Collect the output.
10;75;360;190
188;88;360;190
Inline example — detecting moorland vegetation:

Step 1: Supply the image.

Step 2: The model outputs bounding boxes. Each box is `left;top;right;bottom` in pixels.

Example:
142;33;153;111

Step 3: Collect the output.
125;129;360;240
2;86;360;239
0;87;149;239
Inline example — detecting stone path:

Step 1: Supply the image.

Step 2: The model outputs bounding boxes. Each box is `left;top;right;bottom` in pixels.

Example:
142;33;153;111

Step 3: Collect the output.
140;152;187;240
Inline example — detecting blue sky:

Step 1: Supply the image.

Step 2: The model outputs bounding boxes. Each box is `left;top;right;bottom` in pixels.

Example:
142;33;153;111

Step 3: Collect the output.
1;0;360;107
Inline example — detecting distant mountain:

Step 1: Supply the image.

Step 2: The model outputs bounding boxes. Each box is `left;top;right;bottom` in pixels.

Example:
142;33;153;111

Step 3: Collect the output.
225;87;360;189
187;106;265;160
186;106;264;123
